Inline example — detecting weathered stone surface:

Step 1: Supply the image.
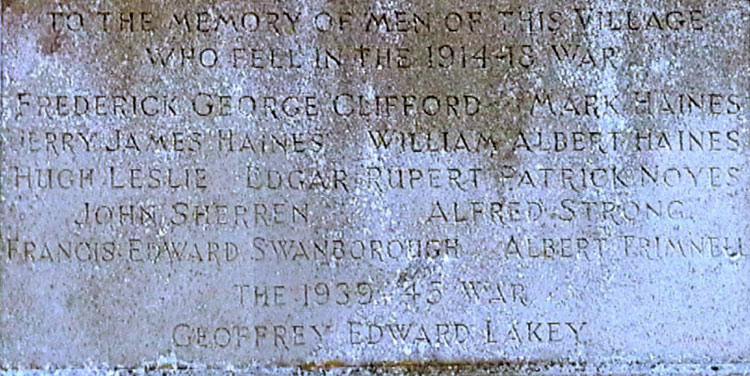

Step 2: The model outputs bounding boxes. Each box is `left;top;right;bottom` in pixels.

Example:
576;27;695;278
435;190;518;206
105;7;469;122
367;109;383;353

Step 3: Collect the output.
1;0;749;373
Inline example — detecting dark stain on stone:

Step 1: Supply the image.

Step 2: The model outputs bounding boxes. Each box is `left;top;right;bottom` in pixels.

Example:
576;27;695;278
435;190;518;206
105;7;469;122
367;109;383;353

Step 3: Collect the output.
297;359;590;374
38;29;63;55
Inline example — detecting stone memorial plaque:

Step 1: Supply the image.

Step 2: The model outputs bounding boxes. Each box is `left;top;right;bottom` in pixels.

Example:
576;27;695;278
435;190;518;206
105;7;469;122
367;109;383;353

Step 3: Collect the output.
1;0;749;374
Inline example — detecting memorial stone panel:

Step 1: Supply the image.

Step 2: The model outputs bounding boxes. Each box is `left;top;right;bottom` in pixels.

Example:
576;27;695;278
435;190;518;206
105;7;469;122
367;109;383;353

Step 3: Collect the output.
1;0;749;373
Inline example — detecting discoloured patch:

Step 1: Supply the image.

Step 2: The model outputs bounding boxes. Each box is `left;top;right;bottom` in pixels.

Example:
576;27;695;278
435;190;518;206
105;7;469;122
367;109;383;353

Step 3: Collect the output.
37;28;63;55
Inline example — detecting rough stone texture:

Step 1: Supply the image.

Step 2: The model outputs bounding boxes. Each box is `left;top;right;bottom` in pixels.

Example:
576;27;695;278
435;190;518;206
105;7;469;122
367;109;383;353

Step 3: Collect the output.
1;0;749;374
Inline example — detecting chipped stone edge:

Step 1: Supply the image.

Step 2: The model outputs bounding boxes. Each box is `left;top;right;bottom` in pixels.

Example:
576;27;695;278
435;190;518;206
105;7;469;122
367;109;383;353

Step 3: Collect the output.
3;359;750;375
